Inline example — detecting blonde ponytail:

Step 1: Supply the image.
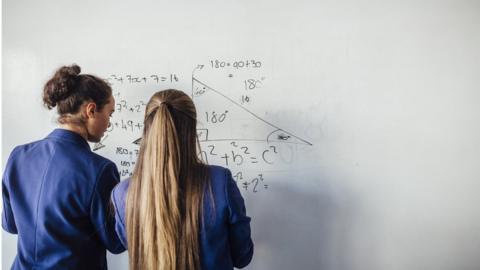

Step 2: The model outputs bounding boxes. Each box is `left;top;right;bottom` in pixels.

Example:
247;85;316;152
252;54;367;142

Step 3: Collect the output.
126;90;208;270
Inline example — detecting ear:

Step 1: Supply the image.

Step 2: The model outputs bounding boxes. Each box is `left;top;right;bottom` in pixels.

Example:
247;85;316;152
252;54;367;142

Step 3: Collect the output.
85;102;97;119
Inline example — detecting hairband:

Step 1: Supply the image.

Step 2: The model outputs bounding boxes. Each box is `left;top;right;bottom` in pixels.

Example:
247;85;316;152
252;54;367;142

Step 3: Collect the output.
159;101;171;107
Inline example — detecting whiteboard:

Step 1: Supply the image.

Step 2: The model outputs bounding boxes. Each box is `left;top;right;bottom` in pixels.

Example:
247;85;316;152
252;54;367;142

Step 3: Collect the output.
3;1;480;269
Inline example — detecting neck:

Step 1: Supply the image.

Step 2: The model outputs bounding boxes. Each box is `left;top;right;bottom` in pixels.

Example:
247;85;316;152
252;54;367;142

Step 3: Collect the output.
60;124;88;141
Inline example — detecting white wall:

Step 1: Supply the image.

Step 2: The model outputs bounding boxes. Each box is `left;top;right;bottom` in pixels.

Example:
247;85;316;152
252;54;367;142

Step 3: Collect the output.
3;1;480;269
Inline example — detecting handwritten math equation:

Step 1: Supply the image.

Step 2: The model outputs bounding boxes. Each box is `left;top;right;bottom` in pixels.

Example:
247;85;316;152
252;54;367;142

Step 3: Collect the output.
110;142;273;193
208;59;262;69
107;73;179;85
198;141;280;192
199;142;278;166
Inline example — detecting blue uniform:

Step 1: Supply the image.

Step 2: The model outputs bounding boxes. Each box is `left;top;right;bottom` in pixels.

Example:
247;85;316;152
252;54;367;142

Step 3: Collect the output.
2;129;125;270
111;165;254;269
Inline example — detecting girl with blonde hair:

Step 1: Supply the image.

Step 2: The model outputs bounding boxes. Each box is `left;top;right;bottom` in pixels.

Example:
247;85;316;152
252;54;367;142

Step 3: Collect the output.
111;89;253;270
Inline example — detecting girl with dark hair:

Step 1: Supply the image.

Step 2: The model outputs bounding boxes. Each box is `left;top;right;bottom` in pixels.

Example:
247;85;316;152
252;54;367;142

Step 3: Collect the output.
111;89;254;270
2;64;125;269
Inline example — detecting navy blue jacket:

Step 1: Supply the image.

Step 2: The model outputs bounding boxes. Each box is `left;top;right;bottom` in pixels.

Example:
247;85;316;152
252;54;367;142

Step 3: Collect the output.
2;129;125;269
111;165;254;269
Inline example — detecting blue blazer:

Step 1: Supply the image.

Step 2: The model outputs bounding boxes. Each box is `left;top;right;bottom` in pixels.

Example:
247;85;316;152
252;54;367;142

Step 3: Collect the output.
111;165;254;269
2;129;125;270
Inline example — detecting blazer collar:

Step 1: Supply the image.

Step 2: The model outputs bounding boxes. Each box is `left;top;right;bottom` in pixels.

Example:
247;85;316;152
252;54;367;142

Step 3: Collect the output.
47;128;91;150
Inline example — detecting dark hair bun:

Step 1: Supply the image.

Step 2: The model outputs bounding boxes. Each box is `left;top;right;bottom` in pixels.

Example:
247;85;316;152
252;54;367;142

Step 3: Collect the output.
43;64;81;109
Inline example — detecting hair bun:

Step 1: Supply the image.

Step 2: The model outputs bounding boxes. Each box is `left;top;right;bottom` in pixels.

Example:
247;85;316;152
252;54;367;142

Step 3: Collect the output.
43;64;82;109
57;64;81;77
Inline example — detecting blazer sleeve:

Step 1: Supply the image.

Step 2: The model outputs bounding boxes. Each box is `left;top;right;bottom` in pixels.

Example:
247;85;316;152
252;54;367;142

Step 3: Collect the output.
225;169;254;268
2;147;18;234
90;162;126;254
2;181;17;234
111;183;128;249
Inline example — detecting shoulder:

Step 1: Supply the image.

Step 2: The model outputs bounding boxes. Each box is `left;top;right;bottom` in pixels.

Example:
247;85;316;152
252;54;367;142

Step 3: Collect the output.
205;165;236;198
4;139;45;167
207;165;232;181
78;151;118;183
6;145;23;160
89;151;117;170
9;138;45;155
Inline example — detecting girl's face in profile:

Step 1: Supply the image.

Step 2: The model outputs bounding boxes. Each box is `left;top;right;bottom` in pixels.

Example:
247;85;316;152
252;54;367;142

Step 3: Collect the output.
86;95;115;143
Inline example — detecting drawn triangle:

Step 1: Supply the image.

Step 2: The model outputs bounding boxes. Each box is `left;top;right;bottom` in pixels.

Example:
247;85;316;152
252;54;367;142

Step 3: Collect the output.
132;137;141;145
92;142;105;151
192;77;312;146
92;134;109;151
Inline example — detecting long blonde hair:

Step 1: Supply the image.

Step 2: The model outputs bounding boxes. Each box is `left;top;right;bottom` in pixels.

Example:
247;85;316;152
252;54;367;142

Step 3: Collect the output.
126;89;209;270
